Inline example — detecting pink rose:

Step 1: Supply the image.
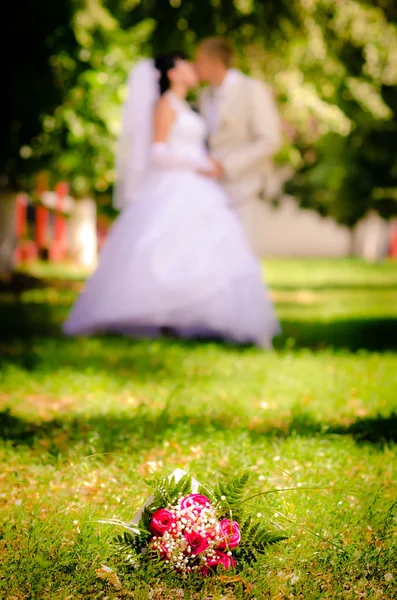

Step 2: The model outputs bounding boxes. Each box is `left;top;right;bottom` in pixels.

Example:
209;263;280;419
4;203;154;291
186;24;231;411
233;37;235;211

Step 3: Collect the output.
185;530;209;555
201;550;236;576
150;509;176;536
180;494;211;513
218;519;241;550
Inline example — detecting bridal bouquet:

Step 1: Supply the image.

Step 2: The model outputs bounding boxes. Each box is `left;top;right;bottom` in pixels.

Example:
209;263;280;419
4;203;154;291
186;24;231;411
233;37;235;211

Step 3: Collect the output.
103;469;286;577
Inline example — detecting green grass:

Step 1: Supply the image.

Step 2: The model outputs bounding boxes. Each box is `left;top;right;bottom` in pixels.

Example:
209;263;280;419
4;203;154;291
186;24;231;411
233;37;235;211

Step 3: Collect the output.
0;259;396;600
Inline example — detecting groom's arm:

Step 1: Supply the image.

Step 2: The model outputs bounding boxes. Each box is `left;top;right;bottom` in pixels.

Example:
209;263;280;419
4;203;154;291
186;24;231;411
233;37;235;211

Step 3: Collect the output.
197;88;207;117
221;80;281;180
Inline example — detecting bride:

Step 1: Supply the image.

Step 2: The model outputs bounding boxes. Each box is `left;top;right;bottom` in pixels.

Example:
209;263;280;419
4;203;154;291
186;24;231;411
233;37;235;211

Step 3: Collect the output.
63;53;280;347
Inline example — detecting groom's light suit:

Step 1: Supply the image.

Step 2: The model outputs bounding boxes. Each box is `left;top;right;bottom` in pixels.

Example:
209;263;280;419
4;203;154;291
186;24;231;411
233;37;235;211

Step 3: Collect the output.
199;70;281;257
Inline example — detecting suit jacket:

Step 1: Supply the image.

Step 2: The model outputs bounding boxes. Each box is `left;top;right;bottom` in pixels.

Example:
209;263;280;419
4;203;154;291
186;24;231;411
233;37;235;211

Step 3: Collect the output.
199;71;281;206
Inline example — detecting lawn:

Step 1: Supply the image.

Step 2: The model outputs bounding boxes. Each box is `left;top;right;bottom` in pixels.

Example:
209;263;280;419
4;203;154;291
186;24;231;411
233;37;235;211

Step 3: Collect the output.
0;259;396;599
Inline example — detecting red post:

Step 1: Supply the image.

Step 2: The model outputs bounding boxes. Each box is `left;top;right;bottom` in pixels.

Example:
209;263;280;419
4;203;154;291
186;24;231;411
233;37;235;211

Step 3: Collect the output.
55;181;69;203
15;240;38;263
390;226;397;258
36;205;49;249
54;211;67;244
34;172;50;254
15;193;28;238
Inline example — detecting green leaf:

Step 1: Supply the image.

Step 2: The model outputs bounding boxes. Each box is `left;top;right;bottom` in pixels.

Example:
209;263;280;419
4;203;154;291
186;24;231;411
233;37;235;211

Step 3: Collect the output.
213;471;252;517
234;516;287;565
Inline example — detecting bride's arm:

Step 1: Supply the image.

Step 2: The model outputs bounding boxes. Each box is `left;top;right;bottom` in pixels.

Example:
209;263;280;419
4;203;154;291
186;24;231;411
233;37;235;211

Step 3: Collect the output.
151;97;213;171
153;95;175;143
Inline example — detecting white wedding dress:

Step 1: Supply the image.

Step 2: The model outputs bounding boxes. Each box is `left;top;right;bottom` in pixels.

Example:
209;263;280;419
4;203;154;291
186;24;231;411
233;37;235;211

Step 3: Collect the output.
63;92;280;346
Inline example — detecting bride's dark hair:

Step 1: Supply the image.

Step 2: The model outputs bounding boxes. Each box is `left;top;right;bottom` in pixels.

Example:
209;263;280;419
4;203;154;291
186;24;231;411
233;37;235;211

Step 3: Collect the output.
155;52;187;95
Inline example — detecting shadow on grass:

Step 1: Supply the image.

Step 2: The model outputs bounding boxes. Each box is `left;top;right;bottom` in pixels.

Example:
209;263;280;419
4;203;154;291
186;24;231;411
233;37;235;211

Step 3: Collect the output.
1;298;397;353
0;409;396;456
0;299;69;341
0;271;85;292
280;318;397;352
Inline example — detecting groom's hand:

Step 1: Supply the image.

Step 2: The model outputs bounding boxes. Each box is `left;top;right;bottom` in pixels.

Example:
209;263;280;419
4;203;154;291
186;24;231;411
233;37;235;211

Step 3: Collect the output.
211;160;225;179
199;160;225;179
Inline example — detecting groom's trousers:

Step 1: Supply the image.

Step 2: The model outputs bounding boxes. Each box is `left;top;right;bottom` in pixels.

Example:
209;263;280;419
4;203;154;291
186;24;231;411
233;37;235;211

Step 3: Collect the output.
227;192;267;259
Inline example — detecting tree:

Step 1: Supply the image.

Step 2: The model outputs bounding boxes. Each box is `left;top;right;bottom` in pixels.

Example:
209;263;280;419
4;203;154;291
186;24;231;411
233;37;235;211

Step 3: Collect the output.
2;0;78;192
5;0;397;231
9;0;298;199
280;0;397;228
23;1;154;201
1;0;75;275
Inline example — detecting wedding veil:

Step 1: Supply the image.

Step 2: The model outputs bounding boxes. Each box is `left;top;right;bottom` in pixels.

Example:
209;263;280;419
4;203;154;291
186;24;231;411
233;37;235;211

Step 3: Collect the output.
113;59;160;210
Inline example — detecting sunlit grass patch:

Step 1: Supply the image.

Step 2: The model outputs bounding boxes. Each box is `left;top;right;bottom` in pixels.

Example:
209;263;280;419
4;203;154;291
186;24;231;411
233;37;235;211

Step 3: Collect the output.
0;259;396;598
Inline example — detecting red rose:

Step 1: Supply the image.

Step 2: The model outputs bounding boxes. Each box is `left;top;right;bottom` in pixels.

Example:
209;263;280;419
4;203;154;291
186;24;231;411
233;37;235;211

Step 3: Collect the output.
218;519;241;550
150;509;176;536
180;494;211;513
185;531;209;555
201;550;236;575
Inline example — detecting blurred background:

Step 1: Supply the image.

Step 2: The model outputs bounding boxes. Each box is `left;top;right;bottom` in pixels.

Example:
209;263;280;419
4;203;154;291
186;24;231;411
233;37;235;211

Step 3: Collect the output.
2;0;397;274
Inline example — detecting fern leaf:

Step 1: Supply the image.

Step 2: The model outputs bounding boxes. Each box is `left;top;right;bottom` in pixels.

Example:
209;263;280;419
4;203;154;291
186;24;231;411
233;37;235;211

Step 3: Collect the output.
213;472;251;515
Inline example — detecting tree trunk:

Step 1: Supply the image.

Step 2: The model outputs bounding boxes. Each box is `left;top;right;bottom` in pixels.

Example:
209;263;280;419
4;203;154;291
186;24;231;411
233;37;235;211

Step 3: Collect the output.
349;226;357;257
0;191;16;277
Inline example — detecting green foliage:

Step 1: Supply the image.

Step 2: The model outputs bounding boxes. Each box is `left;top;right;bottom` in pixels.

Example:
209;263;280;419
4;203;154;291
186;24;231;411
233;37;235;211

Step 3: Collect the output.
235;517;287;565
212;471;251;517
145;473;193;511
114;529;169;573
278;0;397;225
30;4;154;198
120;0;397;225
115;530;146;563
5;0;397;221
2;0;74;191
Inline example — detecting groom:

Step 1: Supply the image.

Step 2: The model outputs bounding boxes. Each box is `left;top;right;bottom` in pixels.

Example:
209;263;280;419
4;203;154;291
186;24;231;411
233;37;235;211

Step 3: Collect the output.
196;37;281;256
